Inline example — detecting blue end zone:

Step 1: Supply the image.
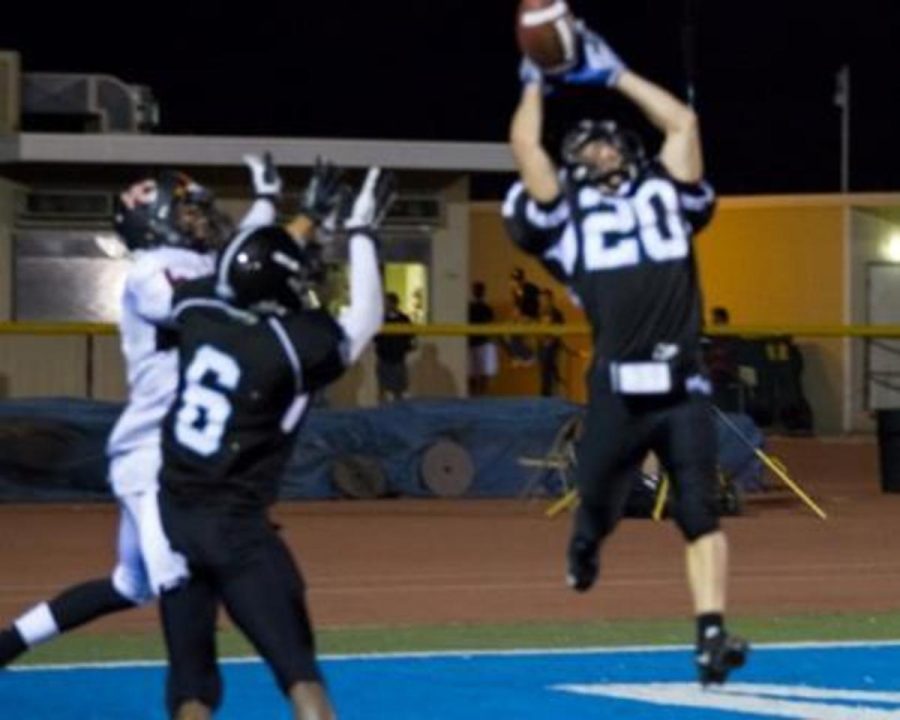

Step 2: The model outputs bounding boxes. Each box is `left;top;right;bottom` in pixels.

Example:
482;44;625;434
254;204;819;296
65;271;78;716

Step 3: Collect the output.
2;643;900;719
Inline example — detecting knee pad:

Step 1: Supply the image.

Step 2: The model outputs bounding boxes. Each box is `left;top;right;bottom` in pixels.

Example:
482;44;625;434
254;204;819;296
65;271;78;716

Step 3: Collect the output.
112;564;153;605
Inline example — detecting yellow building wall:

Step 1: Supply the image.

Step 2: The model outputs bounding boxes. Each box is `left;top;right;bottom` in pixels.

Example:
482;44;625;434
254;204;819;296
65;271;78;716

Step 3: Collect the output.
470;200;847;432
698;204;844;326
698;203;845;433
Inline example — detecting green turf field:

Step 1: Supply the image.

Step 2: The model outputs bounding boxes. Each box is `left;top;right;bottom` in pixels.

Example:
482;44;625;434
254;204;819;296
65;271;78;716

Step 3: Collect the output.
13;611;900;666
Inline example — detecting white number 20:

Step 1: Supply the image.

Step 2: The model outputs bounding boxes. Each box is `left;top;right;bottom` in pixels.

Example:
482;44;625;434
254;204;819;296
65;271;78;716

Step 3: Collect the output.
582;179;688;271
175;345;240;456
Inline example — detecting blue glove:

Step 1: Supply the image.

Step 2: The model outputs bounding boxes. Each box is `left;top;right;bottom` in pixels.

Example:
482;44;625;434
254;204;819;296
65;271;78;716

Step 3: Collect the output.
562;22;626;88
519;57;543;86
519;57;558;95
243;151;282;199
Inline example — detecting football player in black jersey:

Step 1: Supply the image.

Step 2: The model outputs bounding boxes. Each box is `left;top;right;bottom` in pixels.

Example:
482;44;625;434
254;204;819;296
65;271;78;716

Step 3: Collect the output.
156;168;394;720
504;22;748;685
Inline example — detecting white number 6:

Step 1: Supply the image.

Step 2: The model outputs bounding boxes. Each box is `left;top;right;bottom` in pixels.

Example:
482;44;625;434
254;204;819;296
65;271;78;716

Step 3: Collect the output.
175;345;240;456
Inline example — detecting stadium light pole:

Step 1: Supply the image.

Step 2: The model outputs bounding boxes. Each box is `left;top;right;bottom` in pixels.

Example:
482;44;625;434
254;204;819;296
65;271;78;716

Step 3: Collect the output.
681;0;698;107
834;64;851;193
834;64;852;433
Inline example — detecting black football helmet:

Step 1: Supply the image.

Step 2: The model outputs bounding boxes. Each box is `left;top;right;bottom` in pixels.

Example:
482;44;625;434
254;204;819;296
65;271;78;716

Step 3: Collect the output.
215;225;311;312
561;119;646;187
113;171;232;251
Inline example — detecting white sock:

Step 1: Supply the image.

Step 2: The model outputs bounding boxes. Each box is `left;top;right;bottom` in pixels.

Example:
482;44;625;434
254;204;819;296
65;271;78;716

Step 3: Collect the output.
14;603;59;646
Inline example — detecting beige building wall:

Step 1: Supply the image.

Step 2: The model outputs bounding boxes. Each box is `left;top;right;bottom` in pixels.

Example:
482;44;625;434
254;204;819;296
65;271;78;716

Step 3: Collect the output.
0;177;17;321
0;336;88;397
91;334;127;401
849;209;900;431
409;176;469;400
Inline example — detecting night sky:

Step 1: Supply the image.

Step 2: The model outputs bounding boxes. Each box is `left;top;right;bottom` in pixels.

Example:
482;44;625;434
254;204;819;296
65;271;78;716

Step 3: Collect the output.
3;0;899;195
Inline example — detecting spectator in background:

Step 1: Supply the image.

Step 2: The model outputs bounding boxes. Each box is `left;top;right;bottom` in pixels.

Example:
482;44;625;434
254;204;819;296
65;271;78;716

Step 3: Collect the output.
506;267;540;366
711;306;730;327
704;306;743;412
537;288;566;396
410;286;426;324
510;267;541;321
468;281;499;396
374;292;417;403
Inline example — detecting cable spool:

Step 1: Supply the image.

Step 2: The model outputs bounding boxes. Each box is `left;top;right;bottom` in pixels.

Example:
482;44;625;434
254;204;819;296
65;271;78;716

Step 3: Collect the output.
332;455;388;499
420;439;474;497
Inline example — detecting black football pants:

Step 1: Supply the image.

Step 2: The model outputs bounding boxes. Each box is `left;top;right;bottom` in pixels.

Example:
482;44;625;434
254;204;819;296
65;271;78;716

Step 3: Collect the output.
572;389;721;545
159;498;322;716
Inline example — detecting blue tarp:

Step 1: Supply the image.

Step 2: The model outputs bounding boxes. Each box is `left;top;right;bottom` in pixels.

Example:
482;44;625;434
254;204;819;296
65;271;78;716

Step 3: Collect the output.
0;397;762;501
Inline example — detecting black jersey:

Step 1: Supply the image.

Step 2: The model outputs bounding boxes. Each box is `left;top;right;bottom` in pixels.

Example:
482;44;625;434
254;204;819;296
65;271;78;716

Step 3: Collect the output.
503;161;715;386
160;277;347;510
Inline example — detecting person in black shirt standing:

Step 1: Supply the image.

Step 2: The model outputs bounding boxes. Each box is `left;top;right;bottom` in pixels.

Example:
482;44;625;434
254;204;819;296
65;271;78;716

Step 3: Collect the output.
509;267;540;321
468;281;498;396
374;292;416;403
504;22;747;685
505;267;540;366
157;168;394;720
536;288;565;397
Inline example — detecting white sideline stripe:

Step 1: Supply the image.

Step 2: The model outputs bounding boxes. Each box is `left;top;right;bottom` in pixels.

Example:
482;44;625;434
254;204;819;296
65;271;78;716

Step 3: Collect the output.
721;683;900;702
553;682;900;720
8;639;900;673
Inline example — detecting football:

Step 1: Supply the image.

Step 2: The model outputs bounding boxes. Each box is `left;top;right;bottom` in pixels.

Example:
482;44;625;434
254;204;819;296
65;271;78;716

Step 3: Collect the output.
516;0;578;74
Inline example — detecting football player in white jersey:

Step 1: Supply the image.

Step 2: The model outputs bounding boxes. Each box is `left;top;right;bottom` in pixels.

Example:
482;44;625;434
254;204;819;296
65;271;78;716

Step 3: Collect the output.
0;154;302;666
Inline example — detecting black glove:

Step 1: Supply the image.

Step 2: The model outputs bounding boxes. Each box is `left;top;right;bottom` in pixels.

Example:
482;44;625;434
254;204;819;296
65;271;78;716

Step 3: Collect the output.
299;157;345;224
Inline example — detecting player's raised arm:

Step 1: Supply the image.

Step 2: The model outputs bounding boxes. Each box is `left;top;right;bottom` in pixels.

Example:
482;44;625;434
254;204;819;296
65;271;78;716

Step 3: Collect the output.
286;156;346;242
616;70;701;183
239;151;281;229
509;65;562;203
562;23;703;183
337;167;396;365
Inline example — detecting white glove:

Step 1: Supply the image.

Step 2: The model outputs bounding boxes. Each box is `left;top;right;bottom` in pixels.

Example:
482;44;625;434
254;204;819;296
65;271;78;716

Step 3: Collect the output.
243;151;283;198
344;167;397;231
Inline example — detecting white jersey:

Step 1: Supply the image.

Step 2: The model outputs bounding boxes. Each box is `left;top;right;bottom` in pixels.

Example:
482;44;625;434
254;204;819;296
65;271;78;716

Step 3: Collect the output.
106;247;216;480
106;198;276;494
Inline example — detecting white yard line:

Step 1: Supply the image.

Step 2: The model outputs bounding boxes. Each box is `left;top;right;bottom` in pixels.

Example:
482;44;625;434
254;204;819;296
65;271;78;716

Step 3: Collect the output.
8;638;900;672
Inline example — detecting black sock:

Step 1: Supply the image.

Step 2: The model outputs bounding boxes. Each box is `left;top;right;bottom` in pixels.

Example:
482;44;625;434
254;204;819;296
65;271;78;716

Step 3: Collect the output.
696;612;725;647
49;578;136;633
572;504;606;547
0;626;27;667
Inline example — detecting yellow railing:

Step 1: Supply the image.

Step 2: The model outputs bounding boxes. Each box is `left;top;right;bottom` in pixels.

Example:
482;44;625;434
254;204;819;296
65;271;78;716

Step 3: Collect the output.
3;321;900;338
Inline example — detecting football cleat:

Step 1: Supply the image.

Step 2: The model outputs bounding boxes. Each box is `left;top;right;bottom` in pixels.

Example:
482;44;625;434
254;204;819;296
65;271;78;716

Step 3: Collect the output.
566;537;599;593
696;630;749;686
